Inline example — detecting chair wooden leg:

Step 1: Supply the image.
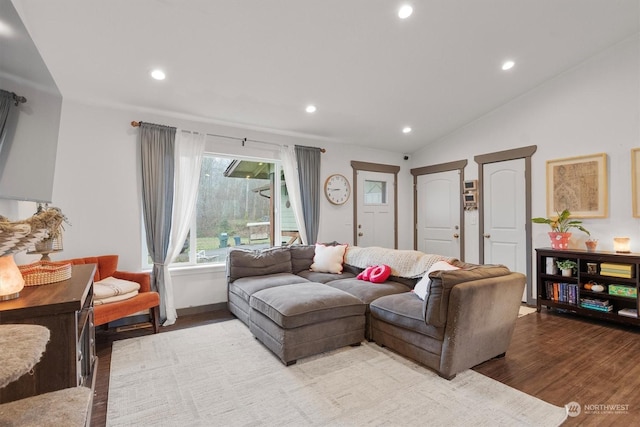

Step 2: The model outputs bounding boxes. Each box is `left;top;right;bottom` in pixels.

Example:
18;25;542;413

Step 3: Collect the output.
151;306;160;333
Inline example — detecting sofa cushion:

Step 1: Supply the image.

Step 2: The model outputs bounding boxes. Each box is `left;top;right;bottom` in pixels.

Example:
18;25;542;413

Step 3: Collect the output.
310;243;347;274
425;263;512;327
229;273;309;303
250;282;366;329
289;244;316;273
227;247;292;282
325;277;409;305
296;269;356;283
370;293;444;340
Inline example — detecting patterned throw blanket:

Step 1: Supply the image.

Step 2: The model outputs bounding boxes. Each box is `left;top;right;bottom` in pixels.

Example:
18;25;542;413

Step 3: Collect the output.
344;246;457;279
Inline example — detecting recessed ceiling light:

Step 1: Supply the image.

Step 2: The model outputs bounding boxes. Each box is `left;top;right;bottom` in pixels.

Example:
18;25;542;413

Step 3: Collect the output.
398;5;413;19
402;126;412;134
501;60;515;71
0;20;14;38
305;105;317;113
151;69;166;80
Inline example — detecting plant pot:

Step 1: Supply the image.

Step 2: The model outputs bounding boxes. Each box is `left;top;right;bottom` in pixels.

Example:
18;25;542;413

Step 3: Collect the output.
549;232;571;250
561;268;573;277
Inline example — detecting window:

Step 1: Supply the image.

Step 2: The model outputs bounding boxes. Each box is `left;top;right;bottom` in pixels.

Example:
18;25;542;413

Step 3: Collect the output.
364;180;387;204
146;154;298;267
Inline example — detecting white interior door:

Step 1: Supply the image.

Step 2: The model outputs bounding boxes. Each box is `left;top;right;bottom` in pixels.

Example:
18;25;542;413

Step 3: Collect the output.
483;159;527;300
416;170;461;258
356;170;395;248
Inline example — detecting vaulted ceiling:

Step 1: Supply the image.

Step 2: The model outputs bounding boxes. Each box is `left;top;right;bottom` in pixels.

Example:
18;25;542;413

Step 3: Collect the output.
11;0;640;153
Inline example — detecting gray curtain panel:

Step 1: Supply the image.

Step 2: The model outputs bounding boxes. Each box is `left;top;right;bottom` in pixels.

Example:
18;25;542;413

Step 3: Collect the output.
140;122;176;323
295;145;322;244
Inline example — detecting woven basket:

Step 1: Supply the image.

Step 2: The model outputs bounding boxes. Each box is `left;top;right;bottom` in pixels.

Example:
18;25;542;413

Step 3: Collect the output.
18;261;72;286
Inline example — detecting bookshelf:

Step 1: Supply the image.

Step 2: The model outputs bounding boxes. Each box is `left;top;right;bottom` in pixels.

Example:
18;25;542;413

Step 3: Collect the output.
536;248;640;326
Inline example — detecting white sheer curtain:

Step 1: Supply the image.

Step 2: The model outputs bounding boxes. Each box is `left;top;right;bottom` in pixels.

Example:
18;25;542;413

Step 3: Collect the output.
280;145;309;244
162;130;206;326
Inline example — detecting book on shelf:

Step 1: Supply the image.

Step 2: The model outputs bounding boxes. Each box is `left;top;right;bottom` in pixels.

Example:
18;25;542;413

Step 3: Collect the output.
600;262;634;278
601;263;634;272
579;297;610;307
545;282;578;304
600;270;634;279
579;296;611;312
580;302;614;312
618;308;638;318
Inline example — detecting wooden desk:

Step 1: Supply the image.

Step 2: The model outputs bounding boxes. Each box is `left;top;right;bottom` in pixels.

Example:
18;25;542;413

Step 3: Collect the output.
0;264;96;403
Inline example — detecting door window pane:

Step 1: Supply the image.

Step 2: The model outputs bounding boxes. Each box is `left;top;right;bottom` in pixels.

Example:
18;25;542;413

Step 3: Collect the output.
364;180;387;205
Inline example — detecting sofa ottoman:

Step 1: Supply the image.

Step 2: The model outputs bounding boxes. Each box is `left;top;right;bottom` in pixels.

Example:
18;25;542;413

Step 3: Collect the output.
249;282;366;365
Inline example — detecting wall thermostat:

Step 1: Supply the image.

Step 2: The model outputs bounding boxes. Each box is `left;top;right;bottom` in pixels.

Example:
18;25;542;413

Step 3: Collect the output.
463;180;478;210
464;180;478;191
464;193;477;209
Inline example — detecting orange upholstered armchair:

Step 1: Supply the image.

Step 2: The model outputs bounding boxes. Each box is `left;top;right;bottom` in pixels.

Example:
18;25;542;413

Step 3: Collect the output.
63;255;160;333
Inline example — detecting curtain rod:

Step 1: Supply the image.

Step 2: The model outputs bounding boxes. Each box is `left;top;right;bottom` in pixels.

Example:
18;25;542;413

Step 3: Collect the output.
1;90;27;106
130;121;326;153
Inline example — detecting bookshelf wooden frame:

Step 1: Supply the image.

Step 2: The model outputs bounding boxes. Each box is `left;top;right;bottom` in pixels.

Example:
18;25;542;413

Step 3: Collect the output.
536;248;640;326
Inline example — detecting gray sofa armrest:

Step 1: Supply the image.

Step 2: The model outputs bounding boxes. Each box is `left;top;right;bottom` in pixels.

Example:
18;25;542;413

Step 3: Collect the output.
438;272;525;379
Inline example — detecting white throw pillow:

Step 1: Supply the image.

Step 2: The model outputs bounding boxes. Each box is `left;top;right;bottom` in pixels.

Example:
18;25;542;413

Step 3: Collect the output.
94;276;140;299
310;243;347;274
413;261;460;300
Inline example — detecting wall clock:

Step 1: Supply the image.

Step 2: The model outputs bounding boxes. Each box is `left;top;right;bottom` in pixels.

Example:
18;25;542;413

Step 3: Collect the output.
324;174;351;205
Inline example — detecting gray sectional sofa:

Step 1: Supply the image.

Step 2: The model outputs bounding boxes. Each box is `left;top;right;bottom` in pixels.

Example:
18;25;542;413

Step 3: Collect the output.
226;244;526;379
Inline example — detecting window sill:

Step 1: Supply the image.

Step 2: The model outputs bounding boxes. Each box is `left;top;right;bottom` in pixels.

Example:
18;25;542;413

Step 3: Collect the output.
142;262;226;276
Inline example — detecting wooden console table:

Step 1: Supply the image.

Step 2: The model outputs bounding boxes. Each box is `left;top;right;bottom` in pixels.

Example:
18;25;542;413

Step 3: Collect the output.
0;264;97;403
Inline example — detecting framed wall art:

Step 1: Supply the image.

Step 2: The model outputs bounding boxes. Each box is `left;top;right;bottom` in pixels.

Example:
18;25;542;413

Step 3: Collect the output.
632;148;640;217
545;153;608;218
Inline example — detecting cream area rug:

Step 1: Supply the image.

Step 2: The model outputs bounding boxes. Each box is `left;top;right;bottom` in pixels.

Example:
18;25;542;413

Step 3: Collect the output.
107;320;566;427
518;305;537;318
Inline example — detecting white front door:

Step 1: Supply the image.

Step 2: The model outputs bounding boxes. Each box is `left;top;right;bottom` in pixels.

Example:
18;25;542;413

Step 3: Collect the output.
416;170;461;258
483;159;527;300
356;170;395;248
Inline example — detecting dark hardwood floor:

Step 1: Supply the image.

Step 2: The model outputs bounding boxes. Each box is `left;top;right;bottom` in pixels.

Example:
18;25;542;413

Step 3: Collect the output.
91;307;640;426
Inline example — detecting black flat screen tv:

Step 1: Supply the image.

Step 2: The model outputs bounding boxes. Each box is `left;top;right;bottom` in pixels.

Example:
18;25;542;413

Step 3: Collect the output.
0;0;62;203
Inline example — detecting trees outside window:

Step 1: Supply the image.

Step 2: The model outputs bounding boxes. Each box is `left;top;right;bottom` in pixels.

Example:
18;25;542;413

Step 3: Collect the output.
148;154;298;267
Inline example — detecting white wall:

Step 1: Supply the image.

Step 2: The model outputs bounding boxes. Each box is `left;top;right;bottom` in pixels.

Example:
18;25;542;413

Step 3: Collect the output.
410;35;640;283
4;100;411;310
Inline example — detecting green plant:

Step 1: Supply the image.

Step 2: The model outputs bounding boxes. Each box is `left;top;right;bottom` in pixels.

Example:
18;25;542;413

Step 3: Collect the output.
556;259;577;271
531;209;590;236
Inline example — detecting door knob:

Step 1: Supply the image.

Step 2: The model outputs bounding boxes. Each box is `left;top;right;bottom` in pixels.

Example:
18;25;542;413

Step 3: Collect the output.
358;232;364;237
453;233;459;238
483;234;491;238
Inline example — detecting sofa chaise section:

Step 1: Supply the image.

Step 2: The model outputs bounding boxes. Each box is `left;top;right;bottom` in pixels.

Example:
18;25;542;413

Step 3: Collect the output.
370;263;526;379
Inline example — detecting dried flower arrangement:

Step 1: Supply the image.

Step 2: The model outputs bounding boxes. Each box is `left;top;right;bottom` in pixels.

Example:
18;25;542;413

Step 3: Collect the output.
0;205;69;256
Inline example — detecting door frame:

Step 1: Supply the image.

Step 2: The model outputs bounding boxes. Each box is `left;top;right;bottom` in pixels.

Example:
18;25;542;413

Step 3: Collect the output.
410;160;468;260
474;145;537;304
351;161;400;248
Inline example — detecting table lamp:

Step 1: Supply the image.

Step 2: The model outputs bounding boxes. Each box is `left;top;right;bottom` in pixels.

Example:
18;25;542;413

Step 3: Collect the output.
0;255;25;300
